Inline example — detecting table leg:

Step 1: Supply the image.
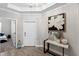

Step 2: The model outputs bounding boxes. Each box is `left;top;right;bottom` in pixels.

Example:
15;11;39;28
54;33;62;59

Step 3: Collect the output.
44;40;46;53
47;43;49;52
43;39;48;53
62;48;64;56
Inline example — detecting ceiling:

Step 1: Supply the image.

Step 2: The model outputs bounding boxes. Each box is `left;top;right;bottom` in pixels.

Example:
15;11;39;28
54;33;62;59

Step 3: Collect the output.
7;3;56;12
11;3;48;8
0;3;66;12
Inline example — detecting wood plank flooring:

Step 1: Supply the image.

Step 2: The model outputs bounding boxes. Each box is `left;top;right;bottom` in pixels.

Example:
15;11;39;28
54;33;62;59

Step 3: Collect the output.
0;39;51;56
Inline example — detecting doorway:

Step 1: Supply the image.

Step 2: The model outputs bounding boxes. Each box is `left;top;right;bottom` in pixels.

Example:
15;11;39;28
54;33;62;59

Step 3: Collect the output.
23;20;37;46
11;20;17;48
0;18;16;53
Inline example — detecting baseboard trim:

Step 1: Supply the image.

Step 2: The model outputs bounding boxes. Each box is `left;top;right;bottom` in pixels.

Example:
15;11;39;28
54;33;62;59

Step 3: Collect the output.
35;45;43;47
22;44;43;47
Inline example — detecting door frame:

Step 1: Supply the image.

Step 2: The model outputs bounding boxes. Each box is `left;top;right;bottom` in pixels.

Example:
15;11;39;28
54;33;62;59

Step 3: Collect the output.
11;20;17;48
23;20;37;47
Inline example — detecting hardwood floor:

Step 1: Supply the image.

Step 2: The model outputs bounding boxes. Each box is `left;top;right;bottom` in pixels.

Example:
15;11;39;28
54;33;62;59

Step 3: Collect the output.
0;39;51;56
0;39;14;53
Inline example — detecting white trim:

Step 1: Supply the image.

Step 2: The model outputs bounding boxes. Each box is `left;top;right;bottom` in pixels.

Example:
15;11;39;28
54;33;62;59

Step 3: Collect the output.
35;45;43;47
11;19;17;48
22;20;24;47
15;20;17;48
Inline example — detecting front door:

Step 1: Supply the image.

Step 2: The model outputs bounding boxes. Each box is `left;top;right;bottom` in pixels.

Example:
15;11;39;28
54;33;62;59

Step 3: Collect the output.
23;20;37;46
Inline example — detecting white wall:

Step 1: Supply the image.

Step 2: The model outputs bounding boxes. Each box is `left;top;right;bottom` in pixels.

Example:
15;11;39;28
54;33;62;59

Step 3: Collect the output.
0;8;20;19
0;17;11;35
39;3;79;56
0;8;20;36
17;13;42;46
37;14;48;46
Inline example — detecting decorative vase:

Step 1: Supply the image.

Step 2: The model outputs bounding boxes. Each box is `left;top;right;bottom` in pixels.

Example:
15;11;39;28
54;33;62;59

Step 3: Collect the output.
61;39;68;44
17;40;22;49
54;35;60;43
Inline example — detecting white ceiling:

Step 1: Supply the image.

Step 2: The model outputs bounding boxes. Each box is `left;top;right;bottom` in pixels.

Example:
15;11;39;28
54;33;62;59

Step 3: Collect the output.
0;3;66;12
12;3;48;8
7;3;56;12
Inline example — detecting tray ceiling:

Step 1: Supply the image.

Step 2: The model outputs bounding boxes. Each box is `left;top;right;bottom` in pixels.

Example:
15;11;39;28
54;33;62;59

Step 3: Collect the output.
0;3;66;12
7;3;55;11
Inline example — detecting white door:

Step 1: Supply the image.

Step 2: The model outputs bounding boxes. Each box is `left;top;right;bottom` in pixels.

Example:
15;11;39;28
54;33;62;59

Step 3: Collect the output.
11;20;16;47
23;20;37;46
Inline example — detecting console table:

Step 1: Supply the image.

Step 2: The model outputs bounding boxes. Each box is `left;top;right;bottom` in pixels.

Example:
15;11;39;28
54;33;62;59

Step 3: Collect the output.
43;39;69;56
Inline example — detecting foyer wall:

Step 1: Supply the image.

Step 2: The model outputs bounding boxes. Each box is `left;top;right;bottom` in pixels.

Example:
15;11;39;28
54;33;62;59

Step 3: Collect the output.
41;3;79;55
0;17;11;35
20;13;42;46
0;8;20;36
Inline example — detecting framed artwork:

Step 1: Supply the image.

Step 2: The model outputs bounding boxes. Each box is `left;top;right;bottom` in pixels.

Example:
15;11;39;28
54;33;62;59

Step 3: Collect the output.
48;13;66;31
